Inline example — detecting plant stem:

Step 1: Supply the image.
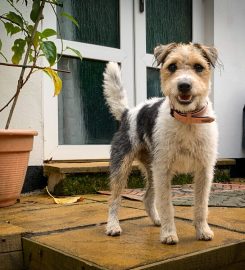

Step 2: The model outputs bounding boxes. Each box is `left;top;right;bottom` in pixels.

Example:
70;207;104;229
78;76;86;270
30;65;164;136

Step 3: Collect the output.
5;0;46;129
0;62;70;73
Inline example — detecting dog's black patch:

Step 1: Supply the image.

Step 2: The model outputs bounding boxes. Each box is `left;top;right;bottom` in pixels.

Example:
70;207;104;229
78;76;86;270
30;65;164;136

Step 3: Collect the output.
110;109;131;173
137;98;164;143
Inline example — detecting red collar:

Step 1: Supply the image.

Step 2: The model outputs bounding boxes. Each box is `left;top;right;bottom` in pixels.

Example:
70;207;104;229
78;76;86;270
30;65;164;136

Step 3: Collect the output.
170;103;215;124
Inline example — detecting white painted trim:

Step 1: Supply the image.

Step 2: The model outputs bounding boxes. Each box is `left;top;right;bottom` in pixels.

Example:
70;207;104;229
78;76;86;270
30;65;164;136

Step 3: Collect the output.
143;53;158;68
55;41;126;62
120;0;135;108
134;0;147;104
49;145;111;160
43;0;134;160
43;3;59;160
192;0;205;44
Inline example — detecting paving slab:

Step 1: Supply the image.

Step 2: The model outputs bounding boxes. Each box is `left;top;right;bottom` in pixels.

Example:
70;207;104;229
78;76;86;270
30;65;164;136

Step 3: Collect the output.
174;206;245;233
0;201;146;234
23;218;245;270
82;194;245;233
120;199;245;234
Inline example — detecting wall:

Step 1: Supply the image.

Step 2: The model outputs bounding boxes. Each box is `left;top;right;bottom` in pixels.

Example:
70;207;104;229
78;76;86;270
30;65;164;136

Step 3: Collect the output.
214;0;245;158
0;2;43;165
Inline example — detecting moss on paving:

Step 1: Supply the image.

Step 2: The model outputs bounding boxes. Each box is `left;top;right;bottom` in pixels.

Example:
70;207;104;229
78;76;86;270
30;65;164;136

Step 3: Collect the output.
53;167;231;196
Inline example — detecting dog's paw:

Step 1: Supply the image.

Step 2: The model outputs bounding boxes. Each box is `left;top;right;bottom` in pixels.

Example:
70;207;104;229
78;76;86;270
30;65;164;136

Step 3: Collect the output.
161;233;179;245
153;218;161;227
106;223;122;236
196;228;214;241
195;223;214;241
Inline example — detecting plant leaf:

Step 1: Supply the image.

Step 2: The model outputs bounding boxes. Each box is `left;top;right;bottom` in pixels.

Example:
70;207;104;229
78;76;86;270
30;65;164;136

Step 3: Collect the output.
45;186;83;205
4;22;21;36
41;28;57;39
30;0;41;23
0;39;2;51
60;12;79;28
6;12;23;28
11;38;26;64
66;46;82;61
43;67;62;96
27;24;34;34
41;41;57;66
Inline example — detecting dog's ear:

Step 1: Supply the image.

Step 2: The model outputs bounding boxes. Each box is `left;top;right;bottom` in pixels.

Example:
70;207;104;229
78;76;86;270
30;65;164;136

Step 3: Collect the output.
154;43;178;66
194;44;218;68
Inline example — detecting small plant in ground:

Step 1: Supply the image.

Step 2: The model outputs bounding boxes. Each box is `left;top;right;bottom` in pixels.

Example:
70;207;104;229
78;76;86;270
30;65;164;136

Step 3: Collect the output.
0;0;82;129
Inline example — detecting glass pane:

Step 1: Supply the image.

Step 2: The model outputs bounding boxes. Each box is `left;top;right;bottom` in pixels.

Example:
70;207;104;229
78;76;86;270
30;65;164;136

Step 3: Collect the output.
57;0;120;48
146;0;192;53
147;68;162;98
58;57;118;145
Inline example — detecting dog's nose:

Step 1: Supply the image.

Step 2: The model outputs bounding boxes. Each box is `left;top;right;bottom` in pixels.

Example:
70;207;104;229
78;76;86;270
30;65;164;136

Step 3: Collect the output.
178;82;192;93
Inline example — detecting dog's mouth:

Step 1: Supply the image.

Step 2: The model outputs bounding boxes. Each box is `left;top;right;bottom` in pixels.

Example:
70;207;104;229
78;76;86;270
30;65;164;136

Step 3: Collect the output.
177;94;193;105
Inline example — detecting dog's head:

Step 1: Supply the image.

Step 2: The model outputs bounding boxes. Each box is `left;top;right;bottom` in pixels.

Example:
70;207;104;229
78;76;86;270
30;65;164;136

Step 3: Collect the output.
154;43;218;112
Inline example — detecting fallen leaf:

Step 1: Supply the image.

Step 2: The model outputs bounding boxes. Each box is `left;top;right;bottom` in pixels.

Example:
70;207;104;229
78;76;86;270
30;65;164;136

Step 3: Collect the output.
45;186;83;205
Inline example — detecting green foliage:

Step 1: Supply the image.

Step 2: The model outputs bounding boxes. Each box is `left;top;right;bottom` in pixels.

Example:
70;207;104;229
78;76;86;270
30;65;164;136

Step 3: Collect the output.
0;0;82;67
41;28;57;39
60;12;79;28
40;40;57;66
214;167;230;183
173;174;193;185
6;11;23;28
4;22;21;36
0;0;83;116
66;46;83;61
52;167;231;196
53;172;144;196
30;0;41;22
11;38;26;64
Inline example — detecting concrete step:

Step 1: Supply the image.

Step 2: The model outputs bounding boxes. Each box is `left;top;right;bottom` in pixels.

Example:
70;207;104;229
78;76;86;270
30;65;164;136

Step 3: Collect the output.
44;159;236;192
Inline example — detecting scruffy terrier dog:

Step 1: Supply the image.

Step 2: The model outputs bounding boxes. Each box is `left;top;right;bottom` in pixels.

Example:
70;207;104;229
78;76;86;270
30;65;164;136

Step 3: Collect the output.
103;43;218;244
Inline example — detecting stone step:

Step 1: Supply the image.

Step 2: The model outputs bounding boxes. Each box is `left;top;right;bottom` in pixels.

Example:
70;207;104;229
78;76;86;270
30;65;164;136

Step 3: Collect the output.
44;159;236;192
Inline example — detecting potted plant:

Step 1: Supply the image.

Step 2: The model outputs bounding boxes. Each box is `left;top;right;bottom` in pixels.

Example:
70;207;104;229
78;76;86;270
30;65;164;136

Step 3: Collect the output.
0;0;82;207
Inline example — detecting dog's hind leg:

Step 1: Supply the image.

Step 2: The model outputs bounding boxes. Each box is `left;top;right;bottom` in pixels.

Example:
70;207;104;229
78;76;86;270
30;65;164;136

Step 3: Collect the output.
106;150;134;236
137;150;160;226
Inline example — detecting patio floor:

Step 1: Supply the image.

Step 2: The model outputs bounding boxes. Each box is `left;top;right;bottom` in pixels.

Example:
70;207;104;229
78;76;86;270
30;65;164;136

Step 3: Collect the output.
0;191;245;270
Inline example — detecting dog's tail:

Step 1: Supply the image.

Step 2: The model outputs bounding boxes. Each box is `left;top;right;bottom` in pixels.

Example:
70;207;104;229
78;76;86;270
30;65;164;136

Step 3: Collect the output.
103;62;128;121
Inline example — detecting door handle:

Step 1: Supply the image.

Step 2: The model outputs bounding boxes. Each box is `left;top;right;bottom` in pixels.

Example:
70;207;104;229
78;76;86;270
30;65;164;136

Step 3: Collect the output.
139;0;144;13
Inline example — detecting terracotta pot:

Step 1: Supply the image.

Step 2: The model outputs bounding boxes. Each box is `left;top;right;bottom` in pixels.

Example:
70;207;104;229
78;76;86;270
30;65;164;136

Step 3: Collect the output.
0;129;38;207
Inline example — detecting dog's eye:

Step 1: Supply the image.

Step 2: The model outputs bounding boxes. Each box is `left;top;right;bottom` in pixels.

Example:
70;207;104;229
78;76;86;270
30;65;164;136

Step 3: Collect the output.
167;63;177;73
194;64;204;73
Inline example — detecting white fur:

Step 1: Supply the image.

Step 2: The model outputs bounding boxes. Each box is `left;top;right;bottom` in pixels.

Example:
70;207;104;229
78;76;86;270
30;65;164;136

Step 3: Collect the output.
103;62;128;121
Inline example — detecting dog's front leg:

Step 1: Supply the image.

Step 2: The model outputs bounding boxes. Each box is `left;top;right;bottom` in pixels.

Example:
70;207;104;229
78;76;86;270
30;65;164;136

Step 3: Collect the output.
154;169;179;244
194;167;214;241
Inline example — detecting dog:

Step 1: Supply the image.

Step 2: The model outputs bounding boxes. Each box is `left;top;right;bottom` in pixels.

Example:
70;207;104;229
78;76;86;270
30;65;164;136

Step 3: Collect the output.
103;43;218;244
